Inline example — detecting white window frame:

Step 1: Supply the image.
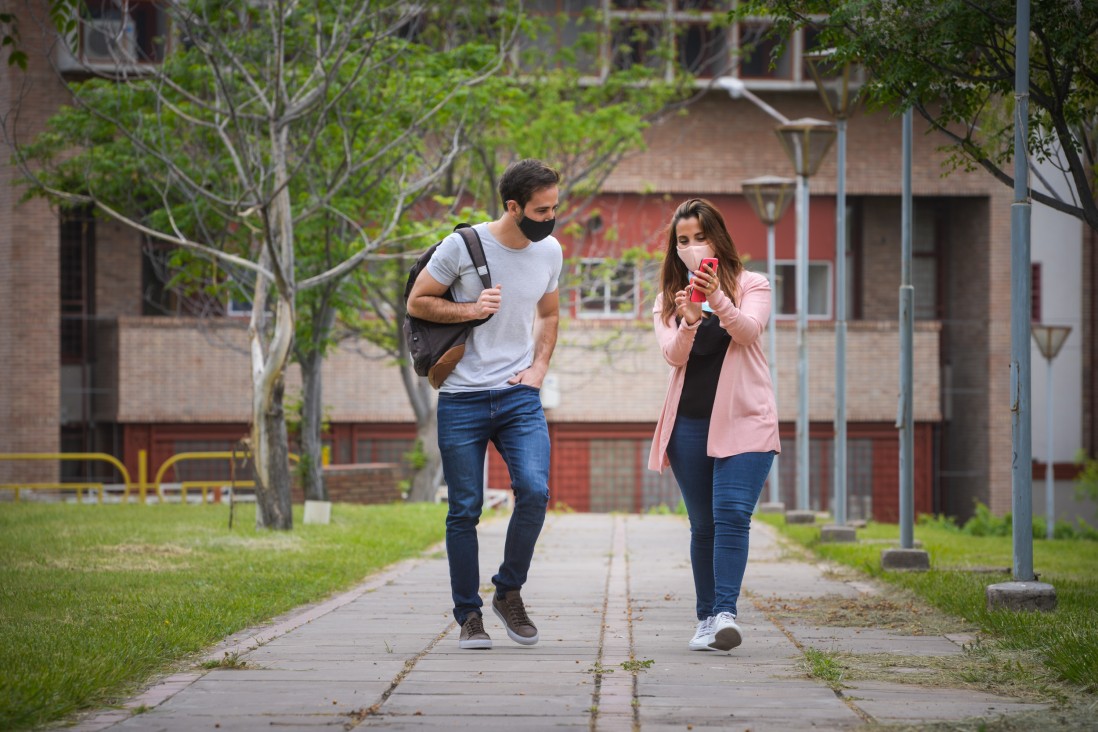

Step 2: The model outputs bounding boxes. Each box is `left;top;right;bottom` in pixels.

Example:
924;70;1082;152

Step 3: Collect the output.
746;259;833;320
54;0;171;74
573;257;645;320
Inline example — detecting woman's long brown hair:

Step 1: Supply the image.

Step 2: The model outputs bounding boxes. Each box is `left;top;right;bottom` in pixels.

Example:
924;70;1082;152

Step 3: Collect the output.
658;198;744;325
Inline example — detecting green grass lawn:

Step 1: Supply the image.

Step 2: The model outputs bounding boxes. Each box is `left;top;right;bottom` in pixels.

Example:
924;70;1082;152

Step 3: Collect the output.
759;514;1098;693
0;501;448;731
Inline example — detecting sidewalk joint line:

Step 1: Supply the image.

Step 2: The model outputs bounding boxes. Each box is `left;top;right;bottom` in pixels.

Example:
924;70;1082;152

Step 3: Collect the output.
592;515;638;732
343;621;455;729
588;512;616;732
747;589;876;725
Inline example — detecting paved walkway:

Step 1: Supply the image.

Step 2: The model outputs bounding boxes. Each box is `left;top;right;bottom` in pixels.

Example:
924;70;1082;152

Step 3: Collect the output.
73;513;1045;731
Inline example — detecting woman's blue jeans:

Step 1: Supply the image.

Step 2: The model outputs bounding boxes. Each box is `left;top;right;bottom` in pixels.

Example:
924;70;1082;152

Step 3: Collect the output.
438;385;550;624
667;416;774;620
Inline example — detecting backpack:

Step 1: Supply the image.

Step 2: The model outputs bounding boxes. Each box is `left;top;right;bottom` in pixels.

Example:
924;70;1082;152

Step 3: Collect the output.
402;224;493;389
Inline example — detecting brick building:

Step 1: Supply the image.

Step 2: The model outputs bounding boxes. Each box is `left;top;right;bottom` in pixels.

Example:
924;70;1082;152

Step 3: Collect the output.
2;1;1088;522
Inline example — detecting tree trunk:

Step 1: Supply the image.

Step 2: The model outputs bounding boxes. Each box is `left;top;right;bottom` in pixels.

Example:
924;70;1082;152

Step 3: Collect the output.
250;129;298;529
407;408;444;503
253;375;293;529
299;348;327;502
250;277;296;529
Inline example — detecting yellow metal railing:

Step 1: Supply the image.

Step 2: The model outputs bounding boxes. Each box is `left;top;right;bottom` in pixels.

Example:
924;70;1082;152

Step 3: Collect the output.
0;453;132;499
0;450;300;504
176;480;256;504
0;482;104;503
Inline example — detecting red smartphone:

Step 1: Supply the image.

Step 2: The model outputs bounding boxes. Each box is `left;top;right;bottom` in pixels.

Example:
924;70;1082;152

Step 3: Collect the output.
690;257;719;302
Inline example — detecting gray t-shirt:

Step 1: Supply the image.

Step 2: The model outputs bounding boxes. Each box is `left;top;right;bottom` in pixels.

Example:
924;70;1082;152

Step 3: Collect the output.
425;222;562;392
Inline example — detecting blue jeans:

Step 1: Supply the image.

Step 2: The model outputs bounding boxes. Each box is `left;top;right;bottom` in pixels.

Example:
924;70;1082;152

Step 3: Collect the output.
667;416;774;620
438;385;550;624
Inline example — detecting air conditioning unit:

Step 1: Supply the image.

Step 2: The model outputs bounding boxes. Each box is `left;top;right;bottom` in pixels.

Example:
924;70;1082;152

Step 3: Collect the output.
82;16;137;65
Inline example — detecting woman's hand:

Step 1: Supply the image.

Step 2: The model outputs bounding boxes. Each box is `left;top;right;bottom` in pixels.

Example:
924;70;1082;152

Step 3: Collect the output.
674;289;703;325
693;262;720;300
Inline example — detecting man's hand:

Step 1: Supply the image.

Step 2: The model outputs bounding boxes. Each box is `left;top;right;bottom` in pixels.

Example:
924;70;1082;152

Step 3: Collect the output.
476;284;502;319
508;361;546;388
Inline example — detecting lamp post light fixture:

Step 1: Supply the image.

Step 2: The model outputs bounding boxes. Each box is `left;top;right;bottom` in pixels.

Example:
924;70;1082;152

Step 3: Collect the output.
1031;324;1072;540
742;175;795;508
774;118;836;513
806;47;862;531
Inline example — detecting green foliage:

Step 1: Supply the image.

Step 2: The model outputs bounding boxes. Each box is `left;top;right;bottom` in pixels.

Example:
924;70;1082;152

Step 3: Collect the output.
959;502;1097;542
915;512;961;532
1;12;27;69
619;658;655;673
646;499;688;516
402;440;428;472
961;502;1013;537
738;0;1098;231
803;647;846;689
1073;448;1098;503
0;501;448;731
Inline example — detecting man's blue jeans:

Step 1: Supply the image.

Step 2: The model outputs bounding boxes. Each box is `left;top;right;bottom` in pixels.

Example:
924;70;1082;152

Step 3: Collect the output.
438;385;550;624
667;415;774;620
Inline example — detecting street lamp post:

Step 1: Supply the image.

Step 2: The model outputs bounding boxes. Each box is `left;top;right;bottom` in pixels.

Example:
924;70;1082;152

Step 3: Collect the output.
987;0;1056;613
718;77;835;514
774;120;836;514
743;176;795;507
1031;324;1072;540
806;49;860;532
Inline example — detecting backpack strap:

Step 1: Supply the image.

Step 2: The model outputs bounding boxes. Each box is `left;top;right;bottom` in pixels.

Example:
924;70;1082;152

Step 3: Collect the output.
453;224;493;326
454;224;492;291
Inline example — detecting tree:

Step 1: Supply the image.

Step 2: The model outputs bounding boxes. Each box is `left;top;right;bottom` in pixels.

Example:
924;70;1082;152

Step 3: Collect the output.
741;0;1098;232
9;0;516;528
348;7;728;503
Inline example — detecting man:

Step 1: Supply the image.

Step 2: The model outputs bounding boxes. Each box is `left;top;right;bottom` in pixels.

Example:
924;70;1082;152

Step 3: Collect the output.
406;158;562;649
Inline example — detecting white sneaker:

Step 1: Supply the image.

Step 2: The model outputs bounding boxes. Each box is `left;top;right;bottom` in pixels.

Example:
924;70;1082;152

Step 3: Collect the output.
688;616;715;651
708;612;743;651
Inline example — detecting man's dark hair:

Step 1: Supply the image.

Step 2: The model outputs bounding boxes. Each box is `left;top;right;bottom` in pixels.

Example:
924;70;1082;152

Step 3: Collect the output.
498;158;561;209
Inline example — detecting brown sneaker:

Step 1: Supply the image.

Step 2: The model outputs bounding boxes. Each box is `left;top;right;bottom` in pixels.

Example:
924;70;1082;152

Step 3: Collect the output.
458;613;492;649
491;590;539;646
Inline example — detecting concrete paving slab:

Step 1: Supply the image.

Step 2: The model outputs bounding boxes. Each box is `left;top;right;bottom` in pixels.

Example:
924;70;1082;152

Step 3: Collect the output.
785;622;968;656
70;512;1051;732
106;712;350;731
844;680;1047;722
353;715;592;730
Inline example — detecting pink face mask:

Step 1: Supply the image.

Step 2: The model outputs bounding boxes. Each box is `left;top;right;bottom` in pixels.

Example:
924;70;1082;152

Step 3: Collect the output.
676;243;715;273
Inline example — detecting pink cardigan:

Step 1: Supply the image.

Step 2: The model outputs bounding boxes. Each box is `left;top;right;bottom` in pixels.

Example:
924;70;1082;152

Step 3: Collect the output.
647;269;781;473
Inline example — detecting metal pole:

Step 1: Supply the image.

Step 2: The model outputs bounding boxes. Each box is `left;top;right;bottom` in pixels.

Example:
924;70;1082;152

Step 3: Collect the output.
796;172;810;511
767;220;781;504
1046;358;1055;539
834;117;848;526
1011;0;1035;581
899;108;914;550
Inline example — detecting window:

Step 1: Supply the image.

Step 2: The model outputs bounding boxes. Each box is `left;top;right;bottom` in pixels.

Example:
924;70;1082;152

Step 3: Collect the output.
520;5;840;88
605;1;732;80
912;202;939;320
745;260;832;319
610;17;666;72
85;1;168;62
523;1;600;73
737;21;791;80
58;0;170;71
225;276;253;317
573;258;648;319
60;206;95;364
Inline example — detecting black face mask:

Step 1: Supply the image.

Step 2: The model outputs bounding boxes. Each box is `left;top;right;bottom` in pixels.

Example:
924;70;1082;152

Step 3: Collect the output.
517;214;555;243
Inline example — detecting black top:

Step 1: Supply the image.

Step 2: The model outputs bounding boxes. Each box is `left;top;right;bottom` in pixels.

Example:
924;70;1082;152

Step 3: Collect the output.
677;314;731;419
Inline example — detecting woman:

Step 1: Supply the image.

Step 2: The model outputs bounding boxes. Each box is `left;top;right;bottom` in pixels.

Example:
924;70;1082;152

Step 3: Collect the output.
647;198;780;652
